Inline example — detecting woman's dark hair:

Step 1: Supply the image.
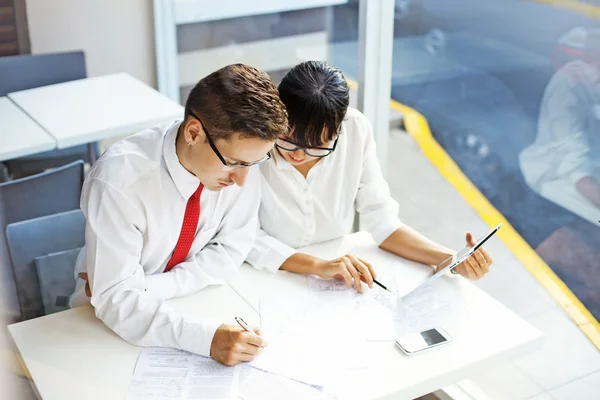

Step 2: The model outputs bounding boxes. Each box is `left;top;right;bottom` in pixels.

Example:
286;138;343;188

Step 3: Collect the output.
278;61;350;148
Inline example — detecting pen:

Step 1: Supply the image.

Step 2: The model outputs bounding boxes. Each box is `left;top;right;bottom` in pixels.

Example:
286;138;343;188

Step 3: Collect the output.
358;271;391;292
234;316;254;333
235;317;267;349
373;278;392;293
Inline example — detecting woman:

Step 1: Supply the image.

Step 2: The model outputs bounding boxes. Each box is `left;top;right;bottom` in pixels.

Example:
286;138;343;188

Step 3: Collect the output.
247;61;493;292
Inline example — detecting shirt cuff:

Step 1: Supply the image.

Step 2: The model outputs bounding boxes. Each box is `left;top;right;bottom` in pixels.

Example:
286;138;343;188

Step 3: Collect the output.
145;272;178;301
264;245;297;273
178;318;222;357
369;218;404;246
247;237;297;273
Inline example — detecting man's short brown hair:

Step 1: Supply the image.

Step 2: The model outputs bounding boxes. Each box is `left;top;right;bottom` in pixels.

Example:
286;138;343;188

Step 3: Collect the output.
185;64;288;141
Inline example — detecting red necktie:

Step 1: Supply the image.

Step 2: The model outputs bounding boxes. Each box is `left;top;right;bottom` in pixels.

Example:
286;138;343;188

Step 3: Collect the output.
165;183;204;272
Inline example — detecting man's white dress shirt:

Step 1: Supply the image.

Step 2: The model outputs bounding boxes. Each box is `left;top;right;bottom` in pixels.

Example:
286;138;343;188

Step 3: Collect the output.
247;107;403;272
70;120;260;356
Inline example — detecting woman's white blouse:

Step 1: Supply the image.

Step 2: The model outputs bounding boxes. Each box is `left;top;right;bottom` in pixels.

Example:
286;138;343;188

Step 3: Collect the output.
247;107;403;272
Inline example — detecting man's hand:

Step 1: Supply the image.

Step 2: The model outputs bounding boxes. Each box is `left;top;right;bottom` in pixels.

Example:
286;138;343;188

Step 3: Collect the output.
314;254;376;294
210;324;268;366
78;272;92;297
453;232;494;280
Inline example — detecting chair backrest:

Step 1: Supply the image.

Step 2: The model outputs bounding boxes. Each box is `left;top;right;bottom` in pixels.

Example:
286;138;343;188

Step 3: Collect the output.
6;210;85;320
0;161;85;320
0;160;84;226
0;51;87;96
35;248;82;315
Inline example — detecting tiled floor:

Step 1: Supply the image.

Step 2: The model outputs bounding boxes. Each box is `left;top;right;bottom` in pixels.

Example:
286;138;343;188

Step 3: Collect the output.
528;394;554;400
550;370;600;400
387;130;600;399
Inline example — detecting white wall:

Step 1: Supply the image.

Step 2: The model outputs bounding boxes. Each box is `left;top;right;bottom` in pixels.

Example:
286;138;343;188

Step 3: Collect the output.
24;0;157;87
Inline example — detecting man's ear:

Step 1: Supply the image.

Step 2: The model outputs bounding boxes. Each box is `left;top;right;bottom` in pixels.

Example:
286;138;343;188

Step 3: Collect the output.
186;119;202;144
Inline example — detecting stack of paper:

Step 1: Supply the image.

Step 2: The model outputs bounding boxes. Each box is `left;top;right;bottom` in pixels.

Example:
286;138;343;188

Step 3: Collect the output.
128;348;333;400
128;348;239;400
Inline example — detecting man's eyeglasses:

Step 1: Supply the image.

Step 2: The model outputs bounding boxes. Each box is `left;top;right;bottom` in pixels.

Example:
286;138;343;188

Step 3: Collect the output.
275;137;339;158
187;110;271;171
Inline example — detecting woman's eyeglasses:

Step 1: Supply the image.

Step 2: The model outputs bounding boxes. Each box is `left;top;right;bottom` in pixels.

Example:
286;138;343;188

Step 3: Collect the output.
275;137;338;158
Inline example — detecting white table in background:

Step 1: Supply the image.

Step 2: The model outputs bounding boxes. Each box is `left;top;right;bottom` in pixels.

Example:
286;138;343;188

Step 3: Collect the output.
0;97;56;162
7;73;184;151
229;232;545;400
8;285;259;400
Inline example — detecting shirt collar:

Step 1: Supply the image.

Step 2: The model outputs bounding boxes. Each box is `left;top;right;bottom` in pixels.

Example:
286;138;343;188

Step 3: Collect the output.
163;120;201;200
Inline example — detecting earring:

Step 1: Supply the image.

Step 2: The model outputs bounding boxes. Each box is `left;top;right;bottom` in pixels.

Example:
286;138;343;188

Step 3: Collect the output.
187;142;193;146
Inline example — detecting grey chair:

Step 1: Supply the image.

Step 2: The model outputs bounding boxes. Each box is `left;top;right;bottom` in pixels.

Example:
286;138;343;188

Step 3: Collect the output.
0;51;99;178
0;51;86;96
0;160;84;320
6;210;85;320
35;248;82;315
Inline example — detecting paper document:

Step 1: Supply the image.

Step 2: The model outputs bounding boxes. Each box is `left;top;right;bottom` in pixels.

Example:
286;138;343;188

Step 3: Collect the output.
128;348;239;400
395;283;463;336
238;364;332;400
129;347;337;400
306;259;462;339
306;276;349;292
250;293;370;386
251;257;466;388
307;266;399;341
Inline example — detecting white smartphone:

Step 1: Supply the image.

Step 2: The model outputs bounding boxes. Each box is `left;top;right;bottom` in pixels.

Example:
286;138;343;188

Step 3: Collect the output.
395;327;452;355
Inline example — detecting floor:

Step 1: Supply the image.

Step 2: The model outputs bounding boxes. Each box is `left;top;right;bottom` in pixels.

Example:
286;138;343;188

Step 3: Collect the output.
387;129;600;399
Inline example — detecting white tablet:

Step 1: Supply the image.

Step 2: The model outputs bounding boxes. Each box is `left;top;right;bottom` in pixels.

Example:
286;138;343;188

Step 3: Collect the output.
402;224;502;298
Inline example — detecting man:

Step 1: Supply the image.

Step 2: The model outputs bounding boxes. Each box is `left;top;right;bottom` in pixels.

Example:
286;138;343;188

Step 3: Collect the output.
70;64;288;366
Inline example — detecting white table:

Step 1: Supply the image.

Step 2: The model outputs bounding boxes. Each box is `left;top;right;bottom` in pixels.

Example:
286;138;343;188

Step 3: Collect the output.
7;73;184;151
229;233;545;400
9;233;544;400
0;97;56;162
8;285;259;400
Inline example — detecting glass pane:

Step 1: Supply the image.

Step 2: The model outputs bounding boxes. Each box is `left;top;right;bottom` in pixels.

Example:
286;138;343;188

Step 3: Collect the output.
391;0;600;319
175;2;358;100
